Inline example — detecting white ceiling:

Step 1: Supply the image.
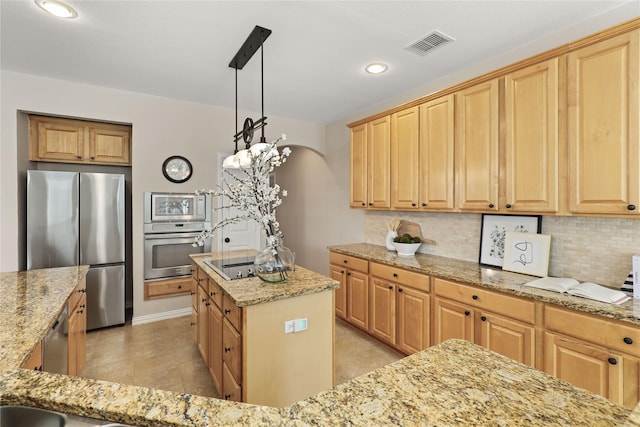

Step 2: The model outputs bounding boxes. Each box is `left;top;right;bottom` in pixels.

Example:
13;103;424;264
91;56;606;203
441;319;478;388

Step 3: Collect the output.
1;1;639;124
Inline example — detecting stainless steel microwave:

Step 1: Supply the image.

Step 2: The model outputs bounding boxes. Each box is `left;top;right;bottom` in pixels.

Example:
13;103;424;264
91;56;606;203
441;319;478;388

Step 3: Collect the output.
143;192;211;224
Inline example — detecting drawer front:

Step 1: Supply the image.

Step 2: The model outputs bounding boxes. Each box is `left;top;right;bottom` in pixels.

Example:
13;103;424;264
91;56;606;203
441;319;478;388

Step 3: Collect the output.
545;305;640;357
222;318;242;383
68;278;87;310
191;262;198;280
370;262;430;292
329;252;369;274
434;278;535;324
223;294;242;333
208;278;223;309
144;277;191;299
222;361;242;402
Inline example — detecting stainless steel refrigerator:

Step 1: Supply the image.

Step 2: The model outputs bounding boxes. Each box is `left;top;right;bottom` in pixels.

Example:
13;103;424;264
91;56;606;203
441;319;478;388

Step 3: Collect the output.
27;170;125;330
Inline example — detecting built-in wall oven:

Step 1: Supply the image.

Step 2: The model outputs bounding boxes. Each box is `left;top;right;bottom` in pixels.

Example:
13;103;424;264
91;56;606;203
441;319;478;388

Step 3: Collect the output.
144;192;211;281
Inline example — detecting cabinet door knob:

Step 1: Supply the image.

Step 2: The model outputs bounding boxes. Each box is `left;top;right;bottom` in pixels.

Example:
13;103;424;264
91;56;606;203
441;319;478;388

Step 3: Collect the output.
340;270;345;274
368;203;373;206
624;337;634;345
224;309;231;314
210;291;216;296
608;357;618;365
398;288;403;293
421;203;427;207
480;316;487;321
464;311;470;316
77;155;82;159
472;295;479;300
411;203;416;207
505;204;512;209
224;237;231;243
628;204;637;211
392;273;398;278
388;285;393;290
178;285;182;289
488;203;495;209
225;394;231;400
361;203;366;206
347;272;351;276
224;347;231;353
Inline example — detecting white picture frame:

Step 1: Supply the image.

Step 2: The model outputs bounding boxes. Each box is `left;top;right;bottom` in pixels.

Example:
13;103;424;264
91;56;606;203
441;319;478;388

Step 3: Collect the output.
502;232;551;277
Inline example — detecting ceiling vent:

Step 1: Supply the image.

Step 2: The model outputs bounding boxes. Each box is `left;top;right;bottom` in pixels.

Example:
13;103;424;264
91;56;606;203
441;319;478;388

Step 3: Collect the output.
405;31;454;56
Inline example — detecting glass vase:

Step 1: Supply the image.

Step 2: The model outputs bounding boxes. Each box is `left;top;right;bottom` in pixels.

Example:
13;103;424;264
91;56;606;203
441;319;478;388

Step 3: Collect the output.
254;239;295;283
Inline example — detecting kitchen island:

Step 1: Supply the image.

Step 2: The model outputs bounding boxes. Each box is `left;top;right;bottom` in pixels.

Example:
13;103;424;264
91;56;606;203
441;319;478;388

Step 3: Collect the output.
0;266;636;426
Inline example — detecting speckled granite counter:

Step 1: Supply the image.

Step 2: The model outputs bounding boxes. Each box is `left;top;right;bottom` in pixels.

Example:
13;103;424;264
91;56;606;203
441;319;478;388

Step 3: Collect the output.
190;253;339;307
0;266;89;370
1;339;631;426
0;264;635;426
329;243;640;326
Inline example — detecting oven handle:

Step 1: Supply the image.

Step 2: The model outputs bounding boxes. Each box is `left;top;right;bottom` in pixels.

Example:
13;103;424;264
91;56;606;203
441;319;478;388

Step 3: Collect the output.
144;232;203;240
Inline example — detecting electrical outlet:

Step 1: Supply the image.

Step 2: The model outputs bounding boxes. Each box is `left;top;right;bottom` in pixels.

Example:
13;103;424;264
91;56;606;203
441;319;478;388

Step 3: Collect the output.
294;318;308;332
284;320;294;334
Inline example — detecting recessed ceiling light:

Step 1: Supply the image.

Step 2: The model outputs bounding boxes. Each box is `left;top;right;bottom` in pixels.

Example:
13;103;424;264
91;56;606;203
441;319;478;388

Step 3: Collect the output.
35;0;78;18
365;63;388;75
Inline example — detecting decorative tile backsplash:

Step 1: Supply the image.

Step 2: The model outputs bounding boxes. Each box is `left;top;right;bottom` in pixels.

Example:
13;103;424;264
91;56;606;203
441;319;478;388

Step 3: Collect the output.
365;211;640;289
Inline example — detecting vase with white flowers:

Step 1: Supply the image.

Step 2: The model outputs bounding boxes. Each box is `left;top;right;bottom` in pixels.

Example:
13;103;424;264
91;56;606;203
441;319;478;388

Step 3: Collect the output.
193;134;294;282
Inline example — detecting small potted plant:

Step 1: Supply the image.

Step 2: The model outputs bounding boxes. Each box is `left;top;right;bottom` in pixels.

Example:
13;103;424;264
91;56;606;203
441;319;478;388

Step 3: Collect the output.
392;233;422;256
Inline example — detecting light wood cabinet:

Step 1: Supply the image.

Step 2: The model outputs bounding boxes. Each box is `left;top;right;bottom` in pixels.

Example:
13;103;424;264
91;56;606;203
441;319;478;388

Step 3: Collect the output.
567;30;640;215
144;277;191;300
330;264;347;320
433;278;535;367
67;278;87;376
391;107;420;209
368;262;431;354
544;332;627;406
29;115;131;165
419;94;455;210
350;123;367;208
455;79;500;211
207;300;223;394
368;116;392;208
349;116;391;209
329;252;370;331
222;317;242;398
196;282;209;362
21;340;42;371
504;58;560;213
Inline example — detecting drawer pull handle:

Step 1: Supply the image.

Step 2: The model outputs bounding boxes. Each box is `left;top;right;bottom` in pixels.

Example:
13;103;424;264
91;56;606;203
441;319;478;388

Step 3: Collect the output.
225;394;231;400
393;273;398;278
608;357;618;365
178;285;182;289
628;204;637;211
624;337;634;345
224;309;231;314
340;270;345;274
343;260;348;263
472;295;479;300
190;322;196;326
480;316;487;322
224;347;231;353
464;311;470;316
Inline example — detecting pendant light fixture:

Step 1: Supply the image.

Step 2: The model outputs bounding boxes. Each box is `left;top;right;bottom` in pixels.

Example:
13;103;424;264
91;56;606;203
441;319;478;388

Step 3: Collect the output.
223;26;272;169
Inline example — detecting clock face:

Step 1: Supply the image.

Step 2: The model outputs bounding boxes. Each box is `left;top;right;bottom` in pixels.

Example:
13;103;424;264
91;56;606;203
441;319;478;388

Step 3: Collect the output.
162;156;193;183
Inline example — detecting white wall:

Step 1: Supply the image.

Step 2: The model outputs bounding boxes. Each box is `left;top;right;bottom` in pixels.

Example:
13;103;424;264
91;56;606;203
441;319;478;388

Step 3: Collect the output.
0;70;324;322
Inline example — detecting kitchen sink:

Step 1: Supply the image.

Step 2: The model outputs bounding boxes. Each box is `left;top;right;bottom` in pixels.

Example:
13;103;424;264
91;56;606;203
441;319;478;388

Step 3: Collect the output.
0;406;132;427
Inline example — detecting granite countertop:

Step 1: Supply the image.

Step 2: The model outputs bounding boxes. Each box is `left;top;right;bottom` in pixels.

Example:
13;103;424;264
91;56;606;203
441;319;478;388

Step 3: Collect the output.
0;339;631;426
329;243;640;326
0;266;89;370
190;253;339;307
0;264;636;426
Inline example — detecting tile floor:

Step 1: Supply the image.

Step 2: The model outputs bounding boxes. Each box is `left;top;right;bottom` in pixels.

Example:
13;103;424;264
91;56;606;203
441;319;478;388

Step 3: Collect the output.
82;316;402;398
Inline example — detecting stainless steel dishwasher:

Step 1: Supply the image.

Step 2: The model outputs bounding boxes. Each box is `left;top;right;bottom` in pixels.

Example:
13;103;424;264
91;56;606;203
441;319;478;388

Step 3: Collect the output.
43;306;68;374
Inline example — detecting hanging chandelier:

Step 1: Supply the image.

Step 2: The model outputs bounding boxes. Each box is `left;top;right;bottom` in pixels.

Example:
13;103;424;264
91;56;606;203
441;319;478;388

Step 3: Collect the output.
222;25;272;169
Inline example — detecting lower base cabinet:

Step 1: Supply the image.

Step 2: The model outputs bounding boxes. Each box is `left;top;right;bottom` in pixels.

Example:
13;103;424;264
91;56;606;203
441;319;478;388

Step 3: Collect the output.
208;302;223;394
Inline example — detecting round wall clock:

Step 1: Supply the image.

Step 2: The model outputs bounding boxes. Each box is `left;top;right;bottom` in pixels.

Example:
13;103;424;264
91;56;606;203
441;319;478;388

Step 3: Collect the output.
162;156;193;183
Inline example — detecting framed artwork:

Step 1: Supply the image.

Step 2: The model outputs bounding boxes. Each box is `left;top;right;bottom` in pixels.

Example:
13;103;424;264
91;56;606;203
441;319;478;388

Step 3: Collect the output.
479;214;542;268
502;232;551;277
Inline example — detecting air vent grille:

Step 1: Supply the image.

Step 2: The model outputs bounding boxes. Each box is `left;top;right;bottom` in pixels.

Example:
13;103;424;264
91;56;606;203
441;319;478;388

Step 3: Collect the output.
405;31;454;56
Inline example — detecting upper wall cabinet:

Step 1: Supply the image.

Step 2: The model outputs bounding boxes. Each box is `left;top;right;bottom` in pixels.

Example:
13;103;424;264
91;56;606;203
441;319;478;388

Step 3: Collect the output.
455;79;500;212
29;115;132;166
391;107;420;209
567;30;639;215
419;95;455;210
503;58;560;213
350;116;391;209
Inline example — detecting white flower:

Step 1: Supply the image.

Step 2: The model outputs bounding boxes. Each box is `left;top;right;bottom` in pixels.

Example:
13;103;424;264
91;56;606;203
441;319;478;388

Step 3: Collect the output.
193;135;292;249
